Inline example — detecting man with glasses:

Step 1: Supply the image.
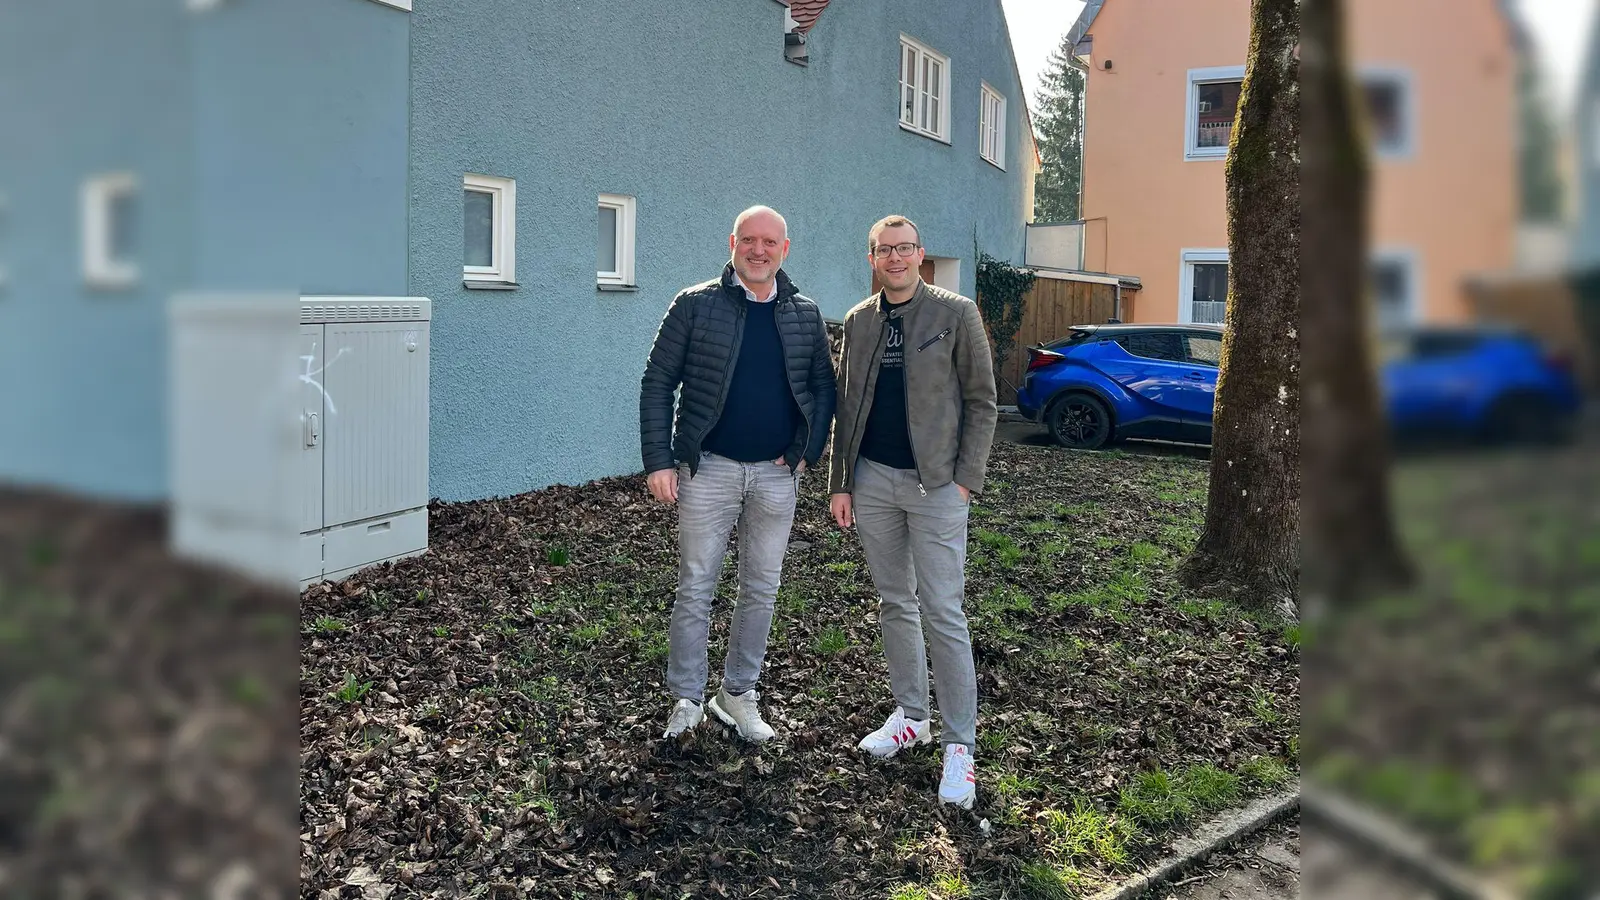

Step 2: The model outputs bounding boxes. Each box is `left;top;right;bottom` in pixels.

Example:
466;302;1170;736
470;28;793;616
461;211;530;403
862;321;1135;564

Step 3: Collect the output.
827;215;997;809
641;205;836;742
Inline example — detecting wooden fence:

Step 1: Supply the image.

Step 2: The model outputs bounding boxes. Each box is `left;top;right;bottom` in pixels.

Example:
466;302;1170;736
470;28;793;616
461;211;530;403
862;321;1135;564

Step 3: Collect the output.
991;273;1127;405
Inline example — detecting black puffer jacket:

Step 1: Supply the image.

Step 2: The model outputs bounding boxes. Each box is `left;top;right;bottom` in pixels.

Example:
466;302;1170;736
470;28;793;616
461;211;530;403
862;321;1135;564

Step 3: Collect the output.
640;264;836;476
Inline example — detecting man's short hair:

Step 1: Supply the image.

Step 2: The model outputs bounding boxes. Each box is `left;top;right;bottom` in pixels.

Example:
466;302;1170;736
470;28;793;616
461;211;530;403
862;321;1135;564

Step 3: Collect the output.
868;215;921;250
733;205;789;240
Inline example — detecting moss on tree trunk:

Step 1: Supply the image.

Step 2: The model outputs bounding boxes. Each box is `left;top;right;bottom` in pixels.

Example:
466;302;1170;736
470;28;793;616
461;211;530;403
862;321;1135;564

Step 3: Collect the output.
1177;0;1301;609
1298;0;1413;606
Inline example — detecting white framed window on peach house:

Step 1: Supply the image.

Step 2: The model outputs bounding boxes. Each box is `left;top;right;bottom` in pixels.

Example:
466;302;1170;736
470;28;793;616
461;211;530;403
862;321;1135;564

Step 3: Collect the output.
1370;247;1422;332
463;173;516;287
979;82;1006;169
1179;249;1229;324
899;35;951;143
1358;66;1416;160
1184;66;1245;161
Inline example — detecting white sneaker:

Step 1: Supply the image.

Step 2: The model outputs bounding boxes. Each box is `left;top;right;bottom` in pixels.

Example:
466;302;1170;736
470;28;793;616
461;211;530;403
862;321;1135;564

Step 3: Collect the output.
706;686;776;742
939;744;976;809
664;698;704;738
857;706;933;759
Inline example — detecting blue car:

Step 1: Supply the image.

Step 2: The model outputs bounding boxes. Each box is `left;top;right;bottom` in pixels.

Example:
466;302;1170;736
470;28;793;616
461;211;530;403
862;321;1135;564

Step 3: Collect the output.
1017;323;1582;450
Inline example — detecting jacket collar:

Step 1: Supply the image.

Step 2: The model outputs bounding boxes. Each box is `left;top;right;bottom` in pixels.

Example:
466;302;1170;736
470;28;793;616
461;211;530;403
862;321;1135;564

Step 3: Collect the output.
875;278;929;319
720;262;799;305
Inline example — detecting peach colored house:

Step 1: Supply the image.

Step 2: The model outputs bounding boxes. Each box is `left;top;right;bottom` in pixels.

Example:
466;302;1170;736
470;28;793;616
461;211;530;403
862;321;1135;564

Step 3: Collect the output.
1067;0;1519;327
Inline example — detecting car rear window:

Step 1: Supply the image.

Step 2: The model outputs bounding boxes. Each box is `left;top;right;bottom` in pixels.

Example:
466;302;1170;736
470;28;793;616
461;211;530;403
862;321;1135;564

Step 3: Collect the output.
1042;329;1096;350
1117;332;1186;363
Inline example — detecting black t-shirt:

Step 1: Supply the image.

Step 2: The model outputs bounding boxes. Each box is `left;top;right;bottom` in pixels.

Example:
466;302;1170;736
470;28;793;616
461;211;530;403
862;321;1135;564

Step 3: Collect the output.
858;304;917;470
702;300;800;463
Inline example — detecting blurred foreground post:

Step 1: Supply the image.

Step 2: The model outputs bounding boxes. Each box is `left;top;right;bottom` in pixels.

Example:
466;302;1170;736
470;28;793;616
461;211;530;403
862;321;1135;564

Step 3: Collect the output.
1299;0;1412;610
1177;0;1301;611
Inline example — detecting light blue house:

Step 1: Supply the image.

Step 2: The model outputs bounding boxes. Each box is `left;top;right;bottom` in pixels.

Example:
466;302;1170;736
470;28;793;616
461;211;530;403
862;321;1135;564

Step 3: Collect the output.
1;0;1037;509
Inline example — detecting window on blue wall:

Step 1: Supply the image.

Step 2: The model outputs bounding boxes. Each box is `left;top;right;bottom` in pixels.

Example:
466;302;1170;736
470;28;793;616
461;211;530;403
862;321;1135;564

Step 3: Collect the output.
598;194;637;288
81;172;139;290
464;173;516;284
899;35;950;142
979;82;1006;169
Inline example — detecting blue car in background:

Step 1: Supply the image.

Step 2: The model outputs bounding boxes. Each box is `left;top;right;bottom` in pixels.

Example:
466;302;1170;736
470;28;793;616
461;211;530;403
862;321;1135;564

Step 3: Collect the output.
1016;323;1582;450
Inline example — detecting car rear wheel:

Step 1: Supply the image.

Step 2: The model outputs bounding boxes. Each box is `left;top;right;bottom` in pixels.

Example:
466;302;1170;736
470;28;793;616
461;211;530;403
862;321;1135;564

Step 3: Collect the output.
1047;393;1114;450
1483;393;1566;446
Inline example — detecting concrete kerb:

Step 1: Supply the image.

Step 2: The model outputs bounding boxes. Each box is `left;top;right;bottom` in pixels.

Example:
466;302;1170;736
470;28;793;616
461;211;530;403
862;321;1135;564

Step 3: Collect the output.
1301;783;1516;900
1086;783;1301;900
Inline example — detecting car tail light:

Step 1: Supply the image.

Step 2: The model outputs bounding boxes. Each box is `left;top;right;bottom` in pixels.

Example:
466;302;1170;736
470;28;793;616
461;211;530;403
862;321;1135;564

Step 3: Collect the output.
1027;348;1067;372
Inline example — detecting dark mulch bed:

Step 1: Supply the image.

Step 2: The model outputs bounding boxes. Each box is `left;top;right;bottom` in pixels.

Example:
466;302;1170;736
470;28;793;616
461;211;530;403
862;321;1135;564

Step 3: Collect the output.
0;487;299;898
300;442;1298;899
1308;432;1600;898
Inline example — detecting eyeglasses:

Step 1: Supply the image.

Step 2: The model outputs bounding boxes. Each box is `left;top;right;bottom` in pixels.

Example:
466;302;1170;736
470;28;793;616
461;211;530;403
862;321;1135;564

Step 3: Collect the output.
872;242;922;259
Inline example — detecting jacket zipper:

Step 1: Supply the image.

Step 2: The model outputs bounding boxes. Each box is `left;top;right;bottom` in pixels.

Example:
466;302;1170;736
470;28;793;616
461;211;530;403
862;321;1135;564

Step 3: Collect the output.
901;314;926;495
845;316;886;490
703;291;748;465
917;328;952;352
774;299;809;472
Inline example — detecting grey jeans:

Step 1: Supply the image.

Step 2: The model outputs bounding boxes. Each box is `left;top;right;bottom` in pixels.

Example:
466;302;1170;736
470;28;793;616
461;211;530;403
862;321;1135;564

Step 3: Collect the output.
853;456;978;751
667;452;798;702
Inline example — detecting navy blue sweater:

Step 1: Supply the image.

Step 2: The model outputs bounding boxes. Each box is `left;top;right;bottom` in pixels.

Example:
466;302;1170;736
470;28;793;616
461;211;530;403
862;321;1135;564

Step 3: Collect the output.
702;300;800;462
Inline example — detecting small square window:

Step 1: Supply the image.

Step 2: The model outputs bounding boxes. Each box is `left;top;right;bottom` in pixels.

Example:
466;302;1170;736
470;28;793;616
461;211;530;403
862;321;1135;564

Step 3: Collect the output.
899;36;951;143
1360;69;1414;158
979;83;1006;169
1370;250;1419;331
463;173;515;284
1180;249;1229;324
598;193;637;288
1185;66;1245;161
81;172;139;290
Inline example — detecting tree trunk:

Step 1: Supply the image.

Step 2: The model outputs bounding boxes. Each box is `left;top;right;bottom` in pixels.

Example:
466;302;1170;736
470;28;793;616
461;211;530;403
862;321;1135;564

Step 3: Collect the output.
1298;0;1413;609
1176;0;1300;610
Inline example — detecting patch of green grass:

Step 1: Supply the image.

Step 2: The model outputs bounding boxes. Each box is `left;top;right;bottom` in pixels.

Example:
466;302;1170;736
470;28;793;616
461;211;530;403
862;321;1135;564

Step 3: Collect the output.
416;588;430;603
887;885;933;900
1174;597;1229;621
1239;756;1292;791
814;625;849;656
1039;540;1070;559
933;874;972;898
1249;687;1282;726
1017;862;1087;900
1042;798;1136;870
1053;502;1099;519
1039;636;1088;667
571;622;606;645
1117;769;1195;828
975;529;1025;569
642;631;669;664
777;584;810;616
547;546;571;566
1288;734;1299;762
995;772;1043;802
825;561;858;577
1281;623;1303;650
516;676;561;703
1179;763;1242;812
332;674;372;704
311;615;347;634
1024;520;1063;535
979;728;1011;755
433;625;450;638
366;591;393;612
1127;542;1162;564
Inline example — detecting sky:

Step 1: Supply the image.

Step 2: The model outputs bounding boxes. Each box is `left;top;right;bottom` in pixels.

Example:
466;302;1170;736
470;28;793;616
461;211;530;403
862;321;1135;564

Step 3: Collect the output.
1000;0;1597;115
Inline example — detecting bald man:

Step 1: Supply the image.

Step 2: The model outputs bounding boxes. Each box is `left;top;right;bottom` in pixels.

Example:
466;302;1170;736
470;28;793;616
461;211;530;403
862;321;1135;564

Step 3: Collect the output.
640;206;836;742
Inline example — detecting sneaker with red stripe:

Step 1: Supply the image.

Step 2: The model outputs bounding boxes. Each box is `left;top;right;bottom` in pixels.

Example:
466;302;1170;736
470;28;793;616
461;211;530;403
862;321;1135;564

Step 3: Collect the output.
938;743;976;809
856;706;932;758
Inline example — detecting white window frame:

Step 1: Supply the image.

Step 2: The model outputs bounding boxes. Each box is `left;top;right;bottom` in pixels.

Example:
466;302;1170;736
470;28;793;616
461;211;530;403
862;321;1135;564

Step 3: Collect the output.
1184;65;1245;161
597;193;637;288
1178;248;1229;324
81;172;139;290
463;173;516;284
899;35;951;143
1370;246;1422;329
979;82;1007;169
1358;65;1416;160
